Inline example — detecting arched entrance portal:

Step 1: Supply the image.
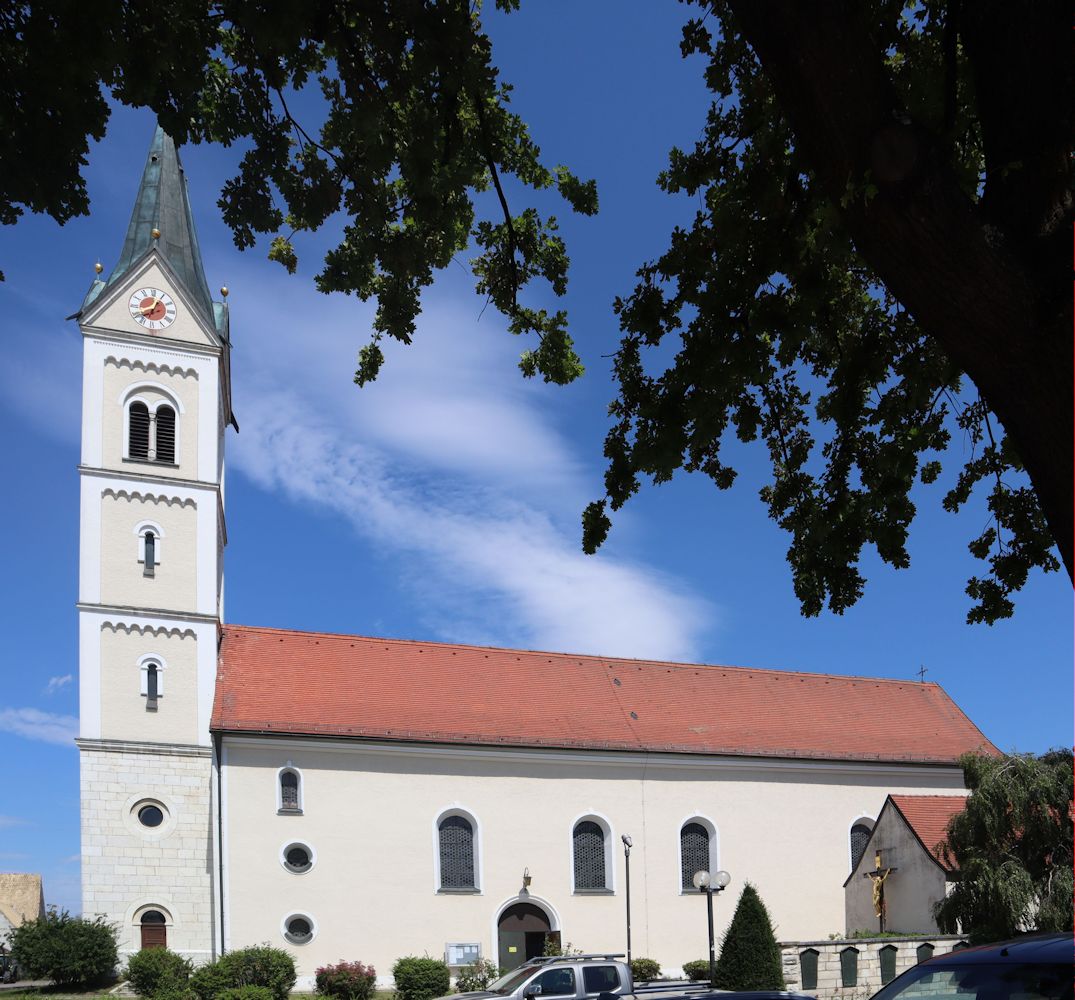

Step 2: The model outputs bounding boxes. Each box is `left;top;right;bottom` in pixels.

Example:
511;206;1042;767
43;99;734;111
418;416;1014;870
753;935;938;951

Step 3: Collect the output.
497;902;556;972
139;910;167;949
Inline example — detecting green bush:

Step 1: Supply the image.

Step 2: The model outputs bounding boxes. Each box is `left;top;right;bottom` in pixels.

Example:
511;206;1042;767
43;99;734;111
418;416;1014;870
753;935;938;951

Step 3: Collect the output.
316;960;377;1000
713;883;784;990
630;958;660;983
7;907;118;987
392;957;450;1000
454;959;500;992
218;987;274;1000
126;948;193;997
190;947;295;1000
681;961;710;982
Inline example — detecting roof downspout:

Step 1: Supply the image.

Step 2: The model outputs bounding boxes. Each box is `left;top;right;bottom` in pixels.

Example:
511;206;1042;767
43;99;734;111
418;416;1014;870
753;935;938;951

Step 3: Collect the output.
214;730;226;956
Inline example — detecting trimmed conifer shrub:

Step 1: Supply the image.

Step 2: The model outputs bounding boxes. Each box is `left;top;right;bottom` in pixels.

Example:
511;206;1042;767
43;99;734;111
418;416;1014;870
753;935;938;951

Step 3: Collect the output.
392;957;450;1000
681;960;710;982
190;946;295;1000
126;947;193;997
713;883;784;990
630;958;660;982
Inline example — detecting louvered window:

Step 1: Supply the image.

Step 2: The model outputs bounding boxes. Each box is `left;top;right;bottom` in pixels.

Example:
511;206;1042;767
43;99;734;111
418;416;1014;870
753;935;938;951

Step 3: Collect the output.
573;820;606;890
439;815;475;889
129;402;150;459
146;664;159;710
681;822;710;890
280;770;300;812
155;406;176;463
850;822;872;871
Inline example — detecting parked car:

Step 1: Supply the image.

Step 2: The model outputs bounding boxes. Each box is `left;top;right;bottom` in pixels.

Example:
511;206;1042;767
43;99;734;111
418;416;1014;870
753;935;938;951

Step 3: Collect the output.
0;955;20;984
866;933;1072;1000
444;954;634;1000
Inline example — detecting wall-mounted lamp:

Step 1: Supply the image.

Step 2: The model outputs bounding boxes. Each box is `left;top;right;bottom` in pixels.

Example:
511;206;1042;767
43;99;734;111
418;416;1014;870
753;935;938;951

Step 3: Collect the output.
519;867;532;897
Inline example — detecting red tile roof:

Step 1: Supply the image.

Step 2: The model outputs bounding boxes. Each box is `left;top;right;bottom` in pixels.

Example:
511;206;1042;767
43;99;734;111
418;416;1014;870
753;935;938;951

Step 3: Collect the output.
890;794;968;869
212;624;998;763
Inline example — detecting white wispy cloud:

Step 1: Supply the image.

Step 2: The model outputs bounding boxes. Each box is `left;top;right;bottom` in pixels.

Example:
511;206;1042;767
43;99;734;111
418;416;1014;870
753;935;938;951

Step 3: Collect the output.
0;708;79;746
0;817;28;829
45;674;74;695
229;273;715;661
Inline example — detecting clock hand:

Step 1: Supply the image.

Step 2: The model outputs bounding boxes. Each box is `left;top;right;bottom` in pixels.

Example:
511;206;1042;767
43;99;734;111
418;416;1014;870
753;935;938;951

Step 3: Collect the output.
140;298;160;316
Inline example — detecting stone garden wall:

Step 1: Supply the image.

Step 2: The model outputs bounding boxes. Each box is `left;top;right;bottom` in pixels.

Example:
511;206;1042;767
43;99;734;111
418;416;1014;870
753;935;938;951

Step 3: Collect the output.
780;935;968;998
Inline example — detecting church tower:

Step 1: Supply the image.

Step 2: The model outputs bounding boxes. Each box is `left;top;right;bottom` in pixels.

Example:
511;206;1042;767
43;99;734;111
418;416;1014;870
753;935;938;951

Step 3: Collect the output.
75;127;234;962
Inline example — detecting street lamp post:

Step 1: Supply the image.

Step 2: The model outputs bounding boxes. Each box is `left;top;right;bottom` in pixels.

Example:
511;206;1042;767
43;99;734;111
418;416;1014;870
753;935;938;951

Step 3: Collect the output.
692;869;731;988
621;834;633;968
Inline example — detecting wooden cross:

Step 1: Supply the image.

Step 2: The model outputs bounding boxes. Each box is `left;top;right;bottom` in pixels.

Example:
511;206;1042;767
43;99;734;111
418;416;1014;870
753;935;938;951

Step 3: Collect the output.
862;850;897;933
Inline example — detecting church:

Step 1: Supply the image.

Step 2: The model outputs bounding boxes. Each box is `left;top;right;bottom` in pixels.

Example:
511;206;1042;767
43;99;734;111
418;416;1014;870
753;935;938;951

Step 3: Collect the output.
74;128;995;987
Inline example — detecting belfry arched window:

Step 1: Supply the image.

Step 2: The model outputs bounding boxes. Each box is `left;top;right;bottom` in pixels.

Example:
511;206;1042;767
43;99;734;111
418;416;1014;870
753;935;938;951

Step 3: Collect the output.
437;812;478;890
124;390;181;465
129;402;151;459
155;405;176;463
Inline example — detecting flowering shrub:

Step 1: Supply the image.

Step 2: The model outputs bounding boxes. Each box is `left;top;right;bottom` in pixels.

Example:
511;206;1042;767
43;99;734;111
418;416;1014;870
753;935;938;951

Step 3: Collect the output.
315;961;377;1000
455;959;500;992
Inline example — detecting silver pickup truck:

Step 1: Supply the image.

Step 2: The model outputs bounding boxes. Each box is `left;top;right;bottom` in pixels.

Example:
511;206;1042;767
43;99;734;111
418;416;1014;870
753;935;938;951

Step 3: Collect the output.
450;955;633;1000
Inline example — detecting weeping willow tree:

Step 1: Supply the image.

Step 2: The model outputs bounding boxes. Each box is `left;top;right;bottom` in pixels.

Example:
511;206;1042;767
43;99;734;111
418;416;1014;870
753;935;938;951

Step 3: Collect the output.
935;749;1074;943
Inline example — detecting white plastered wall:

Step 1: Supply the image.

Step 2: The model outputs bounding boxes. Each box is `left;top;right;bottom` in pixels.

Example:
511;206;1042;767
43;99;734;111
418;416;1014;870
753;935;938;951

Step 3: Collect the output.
99;492;198;613
220;738;967;986
98;623;200;745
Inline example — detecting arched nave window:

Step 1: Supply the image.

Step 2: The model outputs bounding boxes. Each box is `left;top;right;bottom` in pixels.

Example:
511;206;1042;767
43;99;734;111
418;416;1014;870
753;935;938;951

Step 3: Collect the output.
437;811;479;891
278;768;302;814
572;818;611;892
850;818;874;872
680;818;717;891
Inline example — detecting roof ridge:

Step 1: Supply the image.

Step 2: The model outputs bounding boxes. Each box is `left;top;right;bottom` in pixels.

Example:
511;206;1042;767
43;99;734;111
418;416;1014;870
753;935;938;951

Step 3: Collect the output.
220;622;942;687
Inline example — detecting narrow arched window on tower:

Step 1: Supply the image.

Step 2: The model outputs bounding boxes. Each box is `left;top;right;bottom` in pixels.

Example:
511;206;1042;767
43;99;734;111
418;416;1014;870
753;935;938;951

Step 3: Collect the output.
155;405;176;463
143;531;156;577
129;402;150;459
146;664;159;711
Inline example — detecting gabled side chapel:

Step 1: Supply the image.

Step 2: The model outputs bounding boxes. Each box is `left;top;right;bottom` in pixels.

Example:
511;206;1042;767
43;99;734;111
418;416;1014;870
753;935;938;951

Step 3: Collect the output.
74;128;995;986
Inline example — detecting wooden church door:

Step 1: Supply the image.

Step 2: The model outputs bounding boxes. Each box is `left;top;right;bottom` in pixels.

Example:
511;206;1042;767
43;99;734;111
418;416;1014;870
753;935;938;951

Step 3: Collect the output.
140;911;167;949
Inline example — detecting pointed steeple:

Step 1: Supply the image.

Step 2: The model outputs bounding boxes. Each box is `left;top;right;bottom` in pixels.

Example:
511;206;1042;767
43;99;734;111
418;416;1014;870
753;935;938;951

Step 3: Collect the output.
100;125;215;325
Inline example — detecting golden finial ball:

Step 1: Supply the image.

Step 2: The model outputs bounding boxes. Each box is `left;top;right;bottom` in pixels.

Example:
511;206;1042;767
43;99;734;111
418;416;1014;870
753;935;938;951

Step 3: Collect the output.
151;227;161;240
220;285;229;298
94;261;103;274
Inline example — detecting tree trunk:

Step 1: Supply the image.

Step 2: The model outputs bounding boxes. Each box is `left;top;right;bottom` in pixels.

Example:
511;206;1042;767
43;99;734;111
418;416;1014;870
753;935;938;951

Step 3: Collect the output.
726;0;1074;581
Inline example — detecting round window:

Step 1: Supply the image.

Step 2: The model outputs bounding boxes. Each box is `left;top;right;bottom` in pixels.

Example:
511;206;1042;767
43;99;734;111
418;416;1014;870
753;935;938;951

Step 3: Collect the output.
284;915;313;944
283;844;312;873
138;805;165;828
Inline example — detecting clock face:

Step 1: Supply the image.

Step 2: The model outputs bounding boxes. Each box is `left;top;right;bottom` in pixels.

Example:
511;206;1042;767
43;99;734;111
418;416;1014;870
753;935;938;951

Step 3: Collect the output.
128;287;177;330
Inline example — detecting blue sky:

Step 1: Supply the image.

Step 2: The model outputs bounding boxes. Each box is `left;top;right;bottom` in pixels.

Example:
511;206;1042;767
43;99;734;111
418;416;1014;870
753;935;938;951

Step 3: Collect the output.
0;4;1070;915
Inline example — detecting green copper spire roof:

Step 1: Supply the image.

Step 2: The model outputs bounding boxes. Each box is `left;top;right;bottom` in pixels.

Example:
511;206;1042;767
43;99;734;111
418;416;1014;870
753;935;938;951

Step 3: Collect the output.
101;125;215;324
